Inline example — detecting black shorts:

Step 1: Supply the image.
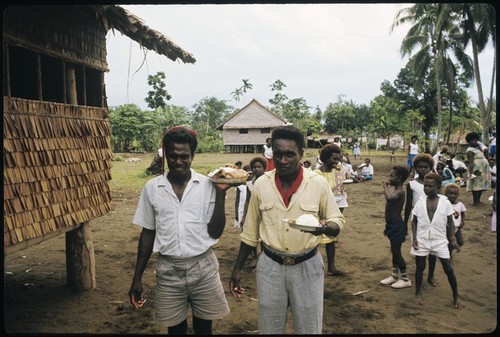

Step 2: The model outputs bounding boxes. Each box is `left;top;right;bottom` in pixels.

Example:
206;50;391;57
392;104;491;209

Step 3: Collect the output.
386;220;406;244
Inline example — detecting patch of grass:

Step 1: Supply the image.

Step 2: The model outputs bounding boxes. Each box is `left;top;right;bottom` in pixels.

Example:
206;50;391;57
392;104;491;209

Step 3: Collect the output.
109;149;402;193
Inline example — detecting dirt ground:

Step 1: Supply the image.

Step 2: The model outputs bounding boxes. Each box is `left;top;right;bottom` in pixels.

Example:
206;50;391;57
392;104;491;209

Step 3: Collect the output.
3;152;497;334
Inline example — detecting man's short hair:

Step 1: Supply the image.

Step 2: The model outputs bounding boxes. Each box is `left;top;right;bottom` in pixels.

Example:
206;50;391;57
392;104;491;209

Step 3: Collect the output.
271;125;305;151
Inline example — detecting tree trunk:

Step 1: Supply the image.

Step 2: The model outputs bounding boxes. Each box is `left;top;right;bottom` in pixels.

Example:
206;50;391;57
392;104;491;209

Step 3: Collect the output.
66;222;96;291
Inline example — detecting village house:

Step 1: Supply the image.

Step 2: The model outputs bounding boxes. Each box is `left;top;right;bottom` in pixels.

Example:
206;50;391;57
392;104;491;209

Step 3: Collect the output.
217;98;287;153
3;5;195;290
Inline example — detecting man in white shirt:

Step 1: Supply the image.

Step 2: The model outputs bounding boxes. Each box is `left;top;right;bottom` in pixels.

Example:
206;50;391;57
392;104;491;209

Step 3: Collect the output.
129;126;232;335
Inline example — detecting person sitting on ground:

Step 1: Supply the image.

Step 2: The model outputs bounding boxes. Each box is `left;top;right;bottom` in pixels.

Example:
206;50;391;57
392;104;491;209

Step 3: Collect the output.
358;158;374;181
446;154;468;179
436;161;455;186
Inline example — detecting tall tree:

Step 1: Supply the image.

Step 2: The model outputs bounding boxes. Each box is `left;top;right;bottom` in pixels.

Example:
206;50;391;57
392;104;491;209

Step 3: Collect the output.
456;4;496;140
109;104;144;152
391;3;460;151
231;79;253;102
268;79;288;117
144;72;172;109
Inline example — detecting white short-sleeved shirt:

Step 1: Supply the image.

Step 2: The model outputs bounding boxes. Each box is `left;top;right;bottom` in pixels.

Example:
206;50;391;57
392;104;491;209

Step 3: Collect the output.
359;163;374;176
452;159;467;170
263;145;273;159
409;180;425;207
412;194;454;240
450;201;467;230
132;169;218;257
409;143;419;155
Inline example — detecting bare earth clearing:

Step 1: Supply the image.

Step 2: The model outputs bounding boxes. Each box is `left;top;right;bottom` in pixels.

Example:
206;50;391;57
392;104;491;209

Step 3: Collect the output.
4;152;497;334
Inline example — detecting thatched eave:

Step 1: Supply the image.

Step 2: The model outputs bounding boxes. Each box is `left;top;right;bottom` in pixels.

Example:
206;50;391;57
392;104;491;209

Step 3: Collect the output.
93;5;196;64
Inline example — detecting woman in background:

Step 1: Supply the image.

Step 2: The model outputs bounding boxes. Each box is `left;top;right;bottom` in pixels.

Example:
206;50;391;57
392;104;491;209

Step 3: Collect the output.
465;132;491;206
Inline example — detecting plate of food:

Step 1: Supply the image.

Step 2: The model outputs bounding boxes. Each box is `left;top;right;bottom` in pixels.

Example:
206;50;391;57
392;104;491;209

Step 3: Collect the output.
282;214;323;232
208;166;249;184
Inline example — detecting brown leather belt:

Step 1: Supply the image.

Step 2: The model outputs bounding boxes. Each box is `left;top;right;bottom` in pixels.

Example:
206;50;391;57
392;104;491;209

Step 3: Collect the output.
263;246;317;266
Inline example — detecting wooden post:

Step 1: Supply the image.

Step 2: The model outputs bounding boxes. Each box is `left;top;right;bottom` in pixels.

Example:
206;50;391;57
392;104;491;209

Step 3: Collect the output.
36;54;42;100
81;66;87;106
66;64;77;105
4;45;11;96
65;222;96;291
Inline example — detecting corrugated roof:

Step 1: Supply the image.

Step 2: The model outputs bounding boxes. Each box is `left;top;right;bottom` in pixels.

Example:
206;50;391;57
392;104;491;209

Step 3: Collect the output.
94;5;196;64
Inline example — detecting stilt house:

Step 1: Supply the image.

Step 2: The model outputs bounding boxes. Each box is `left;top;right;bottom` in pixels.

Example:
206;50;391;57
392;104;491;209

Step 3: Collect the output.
3;5;195;290
217;98;287;153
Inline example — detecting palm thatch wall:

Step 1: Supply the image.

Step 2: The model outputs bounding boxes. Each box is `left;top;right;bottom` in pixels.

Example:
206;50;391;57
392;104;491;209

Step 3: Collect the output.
3;97;113;253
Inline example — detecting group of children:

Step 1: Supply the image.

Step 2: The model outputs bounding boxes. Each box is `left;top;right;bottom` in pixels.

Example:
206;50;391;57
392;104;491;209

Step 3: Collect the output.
382;153;465;308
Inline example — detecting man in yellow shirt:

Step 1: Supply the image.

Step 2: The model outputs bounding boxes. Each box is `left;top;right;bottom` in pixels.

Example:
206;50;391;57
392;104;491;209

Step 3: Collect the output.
229;125;345;334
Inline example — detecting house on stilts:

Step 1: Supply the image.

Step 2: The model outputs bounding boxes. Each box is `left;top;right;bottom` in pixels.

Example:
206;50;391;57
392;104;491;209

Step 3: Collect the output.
3;5;195;290
217;98;287;153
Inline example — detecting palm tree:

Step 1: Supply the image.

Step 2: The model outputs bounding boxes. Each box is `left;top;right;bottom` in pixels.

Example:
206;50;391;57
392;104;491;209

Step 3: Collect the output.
391;3;463;152
455;4;496;141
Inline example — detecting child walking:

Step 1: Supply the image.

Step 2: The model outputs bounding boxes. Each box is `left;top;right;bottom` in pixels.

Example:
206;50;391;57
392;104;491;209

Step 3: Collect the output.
403;153;439;288
380;165;411;288
410;172;462;308
444;184;466;259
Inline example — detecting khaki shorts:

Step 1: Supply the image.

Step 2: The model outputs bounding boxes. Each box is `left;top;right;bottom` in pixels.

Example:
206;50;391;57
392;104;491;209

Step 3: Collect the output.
154;248;230;327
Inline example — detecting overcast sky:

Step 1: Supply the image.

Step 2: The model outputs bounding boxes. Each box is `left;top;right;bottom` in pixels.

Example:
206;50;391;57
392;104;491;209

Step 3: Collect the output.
104;3;495;111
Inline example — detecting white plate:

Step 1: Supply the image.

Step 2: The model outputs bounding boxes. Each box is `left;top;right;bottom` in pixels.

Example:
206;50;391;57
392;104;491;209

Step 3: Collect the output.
343;179;354;184
289;223;323;232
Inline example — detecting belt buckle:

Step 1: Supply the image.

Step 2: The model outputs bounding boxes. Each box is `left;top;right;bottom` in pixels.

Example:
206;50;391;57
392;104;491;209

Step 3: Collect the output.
283;257;295;265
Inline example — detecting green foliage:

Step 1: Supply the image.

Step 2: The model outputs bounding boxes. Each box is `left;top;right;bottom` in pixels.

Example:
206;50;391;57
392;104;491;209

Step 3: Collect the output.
109;104;145;152
190;96;234;138
323;95;372;138
231;79;253;102
145;72;172;109
196;134;223;153
268;79;288;116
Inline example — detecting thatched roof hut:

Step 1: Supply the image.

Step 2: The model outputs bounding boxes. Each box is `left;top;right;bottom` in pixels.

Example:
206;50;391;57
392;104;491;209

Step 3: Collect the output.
3;5;195;289
217;99;287;153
